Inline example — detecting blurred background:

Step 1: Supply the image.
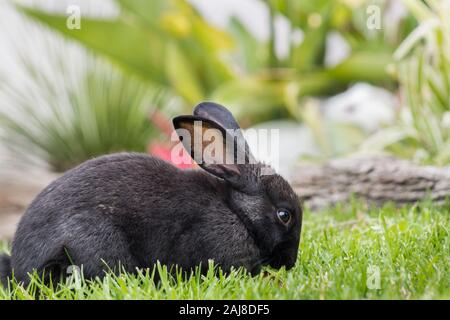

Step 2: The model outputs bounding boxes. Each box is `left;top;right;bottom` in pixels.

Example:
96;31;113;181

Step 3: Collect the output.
0;0;449;238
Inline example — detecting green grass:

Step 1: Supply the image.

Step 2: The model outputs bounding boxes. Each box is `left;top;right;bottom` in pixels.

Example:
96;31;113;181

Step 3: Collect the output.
0;202;448;300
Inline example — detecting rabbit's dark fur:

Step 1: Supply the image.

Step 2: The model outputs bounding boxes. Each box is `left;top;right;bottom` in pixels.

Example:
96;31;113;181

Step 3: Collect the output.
0;103;302;286
0;254;11;287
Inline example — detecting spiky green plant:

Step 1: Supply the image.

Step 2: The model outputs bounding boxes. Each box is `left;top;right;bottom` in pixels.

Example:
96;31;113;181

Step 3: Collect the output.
0;32;168;172
361;0;450;165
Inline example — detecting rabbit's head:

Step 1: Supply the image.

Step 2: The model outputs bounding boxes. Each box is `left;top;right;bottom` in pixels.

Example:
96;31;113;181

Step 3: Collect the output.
173;102;302;270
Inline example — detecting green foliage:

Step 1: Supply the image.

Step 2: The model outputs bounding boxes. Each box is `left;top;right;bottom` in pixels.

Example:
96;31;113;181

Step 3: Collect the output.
0;48;166;172
1;203;448;299
18;0;404;125
361;0;450;165
6;0;447;167
214;0;401;124
268;0;415;69
18;0;234;106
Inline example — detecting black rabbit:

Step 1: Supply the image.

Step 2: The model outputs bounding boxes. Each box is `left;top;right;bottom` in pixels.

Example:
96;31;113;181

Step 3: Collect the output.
0;102;302;286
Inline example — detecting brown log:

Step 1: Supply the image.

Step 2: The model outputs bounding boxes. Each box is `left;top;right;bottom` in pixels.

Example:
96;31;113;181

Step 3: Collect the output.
291;156;450;211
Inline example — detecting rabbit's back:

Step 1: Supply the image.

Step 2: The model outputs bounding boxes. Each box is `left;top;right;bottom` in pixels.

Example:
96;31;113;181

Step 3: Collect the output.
17;153;183;223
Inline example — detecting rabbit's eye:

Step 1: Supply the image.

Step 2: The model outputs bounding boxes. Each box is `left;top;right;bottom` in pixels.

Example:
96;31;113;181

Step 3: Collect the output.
276;209;291;225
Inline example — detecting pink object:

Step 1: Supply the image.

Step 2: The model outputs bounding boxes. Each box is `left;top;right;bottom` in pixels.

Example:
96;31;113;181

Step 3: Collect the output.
148;109;196;169
149;143;196;169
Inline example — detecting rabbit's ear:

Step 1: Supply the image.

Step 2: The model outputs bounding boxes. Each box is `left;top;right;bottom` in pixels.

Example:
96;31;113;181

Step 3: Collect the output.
193;102;241;131
193;102;256;164
173;115;242;184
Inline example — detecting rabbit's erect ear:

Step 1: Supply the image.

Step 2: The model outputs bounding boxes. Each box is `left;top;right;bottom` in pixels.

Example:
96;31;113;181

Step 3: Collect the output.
173;115;242;184
193;102;256;164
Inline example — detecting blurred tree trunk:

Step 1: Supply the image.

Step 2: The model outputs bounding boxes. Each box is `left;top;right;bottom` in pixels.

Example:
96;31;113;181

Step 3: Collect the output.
292;156;450;211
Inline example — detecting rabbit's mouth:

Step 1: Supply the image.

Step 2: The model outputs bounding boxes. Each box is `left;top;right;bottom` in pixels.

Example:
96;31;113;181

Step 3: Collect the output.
248;246;295;275
266;241;297;270
268;253;295;270
248;256;273;275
